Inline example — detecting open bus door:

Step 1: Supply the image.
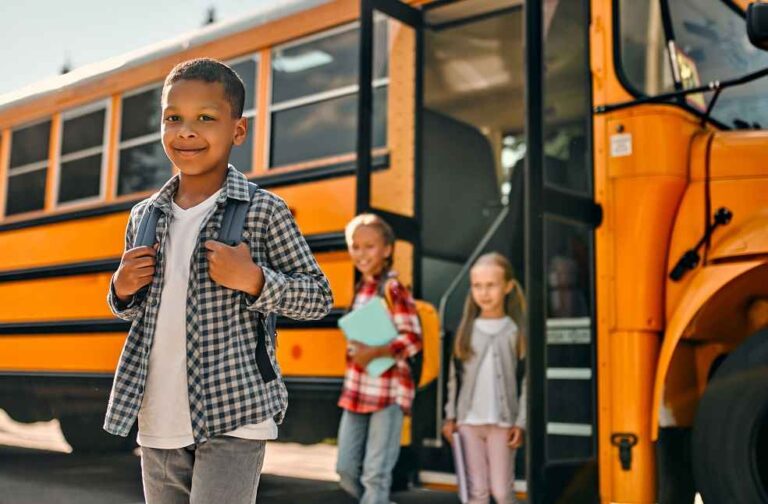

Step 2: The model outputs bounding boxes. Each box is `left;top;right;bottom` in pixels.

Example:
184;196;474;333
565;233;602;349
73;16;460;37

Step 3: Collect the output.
523;0;602;501
358;1;601;501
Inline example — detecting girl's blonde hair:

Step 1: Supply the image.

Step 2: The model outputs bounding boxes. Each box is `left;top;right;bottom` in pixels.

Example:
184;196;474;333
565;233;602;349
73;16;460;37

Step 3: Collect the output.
345;213;396;289
454;252;527;361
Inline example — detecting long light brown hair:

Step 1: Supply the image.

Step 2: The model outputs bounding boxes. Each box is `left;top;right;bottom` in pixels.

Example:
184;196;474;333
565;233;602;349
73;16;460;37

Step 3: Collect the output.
454;252;527;361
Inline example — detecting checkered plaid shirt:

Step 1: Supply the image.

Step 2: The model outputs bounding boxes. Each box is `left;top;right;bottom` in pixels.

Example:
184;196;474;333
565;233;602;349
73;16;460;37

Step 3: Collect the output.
337;274;422;415
104;166;333;443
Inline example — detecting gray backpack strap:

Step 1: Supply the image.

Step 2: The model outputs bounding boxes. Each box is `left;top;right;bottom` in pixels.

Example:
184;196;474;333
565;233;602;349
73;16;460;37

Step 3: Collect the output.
134;203;162;247
218;182;259;246
219;182;278;383
131;203;161;299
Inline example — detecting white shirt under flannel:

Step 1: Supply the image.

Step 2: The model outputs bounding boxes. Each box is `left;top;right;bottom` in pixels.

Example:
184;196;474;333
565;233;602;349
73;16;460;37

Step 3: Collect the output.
104;166;333;443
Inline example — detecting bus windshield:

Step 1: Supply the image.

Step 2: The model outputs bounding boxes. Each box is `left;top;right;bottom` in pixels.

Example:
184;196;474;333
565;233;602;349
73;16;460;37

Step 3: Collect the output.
619;0;768;128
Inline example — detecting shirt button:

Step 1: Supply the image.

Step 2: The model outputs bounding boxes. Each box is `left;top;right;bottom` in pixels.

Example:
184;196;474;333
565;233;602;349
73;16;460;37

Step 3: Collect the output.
150;299;158;307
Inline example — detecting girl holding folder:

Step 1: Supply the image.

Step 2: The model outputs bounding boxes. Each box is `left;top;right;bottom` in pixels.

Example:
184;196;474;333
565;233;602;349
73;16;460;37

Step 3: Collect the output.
336;213;423;504
442;252;527;504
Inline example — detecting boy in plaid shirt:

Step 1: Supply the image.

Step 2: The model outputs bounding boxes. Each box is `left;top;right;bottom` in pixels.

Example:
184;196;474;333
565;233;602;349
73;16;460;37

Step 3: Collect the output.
336;213;422;504
105;58;332;503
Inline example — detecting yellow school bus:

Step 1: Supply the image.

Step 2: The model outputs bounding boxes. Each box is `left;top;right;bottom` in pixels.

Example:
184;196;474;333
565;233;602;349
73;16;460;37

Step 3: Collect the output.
1;0;768;502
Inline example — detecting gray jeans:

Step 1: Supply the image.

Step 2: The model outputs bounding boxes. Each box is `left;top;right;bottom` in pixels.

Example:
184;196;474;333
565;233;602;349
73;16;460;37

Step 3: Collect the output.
140;436;266;504
336;404;404;504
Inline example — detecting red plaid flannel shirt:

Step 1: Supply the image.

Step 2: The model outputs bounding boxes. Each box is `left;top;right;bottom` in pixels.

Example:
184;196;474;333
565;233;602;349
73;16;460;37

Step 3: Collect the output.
337;273;422;415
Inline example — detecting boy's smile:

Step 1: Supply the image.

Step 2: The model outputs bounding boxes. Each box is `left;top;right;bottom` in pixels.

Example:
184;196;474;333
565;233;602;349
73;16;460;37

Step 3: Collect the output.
161;79;246;176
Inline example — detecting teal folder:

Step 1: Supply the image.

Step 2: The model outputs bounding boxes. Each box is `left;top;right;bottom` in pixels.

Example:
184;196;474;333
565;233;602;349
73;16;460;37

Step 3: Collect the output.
338;296;398;377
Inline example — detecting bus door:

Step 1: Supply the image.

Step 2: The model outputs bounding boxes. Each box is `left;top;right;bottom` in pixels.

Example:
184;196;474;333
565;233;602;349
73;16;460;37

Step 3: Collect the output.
522;0;601;501
359;1;601;502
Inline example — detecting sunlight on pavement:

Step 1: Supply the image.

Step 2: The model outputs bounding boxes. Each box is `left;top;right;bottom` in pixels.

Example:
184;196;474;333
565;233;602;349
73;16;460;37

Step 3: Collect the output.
262;442;339;482
0;409;72;453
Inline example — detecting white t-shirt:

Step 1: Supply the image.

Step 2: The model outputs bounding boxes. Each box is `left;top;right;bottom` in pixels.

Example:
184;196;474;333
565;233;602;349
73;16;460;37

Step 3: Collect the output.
137;189;277;448
461;317;513;427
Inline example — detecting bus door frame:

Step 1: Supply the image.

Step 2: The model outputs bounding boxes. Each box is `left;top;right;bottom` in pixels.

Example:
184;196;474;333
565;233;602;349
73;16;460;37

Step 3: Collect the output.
524;0;602;502
356;0;423;252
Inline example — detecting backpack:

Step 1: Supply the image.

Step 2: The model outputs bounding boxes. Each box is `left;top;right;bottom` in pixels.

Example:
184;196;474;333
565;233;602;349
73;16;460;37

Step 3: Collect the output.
133;182;278;383
378;279;440;389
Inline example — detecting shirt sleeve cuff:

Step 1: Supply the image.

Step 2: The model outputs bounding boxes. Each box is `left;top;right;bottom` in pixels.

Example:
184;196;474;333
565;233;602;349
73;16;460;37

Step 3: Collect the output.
109;281;136;311
244;266;285;313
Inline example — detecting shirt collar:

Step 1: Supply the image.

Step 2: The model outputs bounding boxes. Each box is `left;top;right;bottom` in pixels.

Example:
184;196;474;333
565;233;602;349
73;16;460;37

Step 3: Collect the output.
149;164;252;212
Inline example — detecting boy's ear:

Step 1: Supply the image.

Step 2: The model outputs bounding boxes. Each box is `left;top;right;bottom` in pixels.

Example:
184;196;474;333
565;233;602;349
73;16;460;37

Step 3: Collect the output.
233;117;248;146
504;280;515;295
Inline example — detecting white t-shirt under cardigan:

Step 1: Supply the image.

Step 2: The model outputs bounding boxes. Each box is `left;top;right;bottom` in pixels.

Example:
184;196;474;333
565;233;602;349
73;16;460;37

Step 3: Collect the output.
137;189;277;448
460;317;516;428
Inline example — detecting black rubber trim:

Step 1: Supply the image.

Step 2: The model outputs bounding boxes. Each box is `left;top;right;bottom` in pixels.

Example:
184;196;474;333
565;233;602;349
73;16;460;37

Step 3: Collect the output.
0;319;130;335
0;232;346;283
543;188;603;227
0;259;122;282
0;154;389;234
277;308;345;329
283;376;344;394
0;371;114;380
0;309;345;336
722;0;747;16
262;153;388;188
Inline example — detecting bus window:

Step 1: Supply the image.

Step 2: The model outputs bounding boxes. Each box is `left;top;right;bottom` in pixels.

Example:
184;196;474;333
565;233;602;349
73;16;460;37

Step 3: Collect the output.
618;0;768;128
117;85;169;196
269;23;387;168
57;104;108;205
667;0;768;127
5;119;51;216
617;0;674;97
228;55;257;173
542;0;591;194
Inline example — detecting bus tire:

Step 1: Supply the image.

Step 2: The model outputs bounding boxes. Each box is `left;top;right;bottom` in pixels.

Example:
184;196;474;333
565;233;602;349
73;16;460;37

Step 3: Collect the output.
692;367;768;504
59;414;137;453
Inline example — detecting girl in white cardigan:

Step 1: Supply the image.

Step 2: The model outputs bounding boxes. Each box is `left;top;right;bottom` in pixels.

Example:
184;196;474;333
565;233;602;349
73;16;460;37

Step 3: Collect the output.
442;252;527;504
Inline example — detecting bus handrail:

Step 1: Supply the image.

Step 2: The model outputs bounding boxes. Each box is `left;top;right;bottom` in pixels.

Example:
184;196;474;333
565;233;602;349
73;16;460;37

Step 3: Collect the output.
429;203;510;447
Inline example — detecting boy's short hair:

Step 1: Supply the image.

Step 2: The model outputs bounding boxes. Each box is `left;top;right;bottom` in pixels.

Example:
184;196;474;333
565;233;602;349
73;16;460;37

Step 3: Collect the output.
163;58;246;118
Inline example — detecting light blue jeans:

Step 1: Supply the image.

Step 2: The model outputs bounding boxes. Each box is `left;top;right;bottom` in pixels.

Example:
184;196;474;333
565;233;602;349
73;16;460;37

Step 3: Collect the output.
336;404;404;504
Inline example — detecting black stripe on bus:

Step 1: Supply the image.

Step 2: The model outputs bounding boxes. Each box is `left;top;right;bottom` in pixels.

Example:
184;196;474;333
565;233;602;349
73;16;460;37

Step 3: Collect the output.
284;376;344;396
0;154;389;233
0;372;343;401
0;259;122;282
0;232;346;283
0;309;346;335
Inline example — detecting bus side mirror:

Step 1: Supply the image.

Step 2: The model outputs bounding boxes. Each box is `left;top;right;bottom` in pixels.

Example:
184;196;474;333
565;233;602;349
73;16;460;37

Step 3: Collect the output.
747;2;768;50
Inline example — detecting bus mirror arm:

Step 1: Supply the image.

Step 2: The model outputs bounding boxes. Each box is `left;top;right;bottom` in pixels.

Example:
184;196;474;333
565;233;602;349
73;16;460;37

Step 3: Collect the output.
669;207;732;281
595;67;768;117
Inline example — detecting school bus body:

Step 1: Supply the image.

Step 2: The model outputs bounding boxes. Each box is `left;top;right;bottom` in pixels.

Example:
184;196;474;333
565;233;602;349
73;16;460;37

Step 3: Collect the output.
590;0;768;501
2;0;768;501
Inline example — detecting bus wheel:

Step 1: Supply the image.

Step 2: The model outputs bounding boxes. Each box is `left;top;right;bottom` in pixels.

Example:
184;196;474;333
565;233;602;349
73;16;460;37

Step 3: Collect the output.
59;414;137;453
692;367;768;504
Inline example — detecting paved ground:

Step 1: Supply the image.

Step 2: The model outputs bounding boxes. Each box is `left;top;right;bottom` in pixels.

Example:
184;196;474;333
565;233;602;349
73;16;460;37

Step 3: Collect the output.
0;410;458;504
0;410;705;504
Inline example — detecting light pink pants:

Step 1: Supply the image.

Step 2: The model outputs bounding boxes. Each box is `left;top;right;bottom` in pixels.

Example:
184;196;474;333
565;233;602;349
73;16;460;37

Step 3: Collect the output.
458;424;517;504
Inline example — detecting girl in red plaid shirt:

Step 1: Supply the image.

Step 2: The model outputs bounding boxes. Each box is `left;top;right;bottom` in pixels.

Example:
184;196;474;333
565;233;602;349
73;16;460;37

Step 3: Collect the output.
336;213;422;504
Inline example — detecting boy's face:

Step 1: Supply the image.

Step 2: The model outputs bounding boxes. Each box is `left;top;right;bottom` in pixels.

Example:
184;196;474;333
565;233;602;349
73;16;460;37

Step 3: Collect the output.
161;79;246;176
